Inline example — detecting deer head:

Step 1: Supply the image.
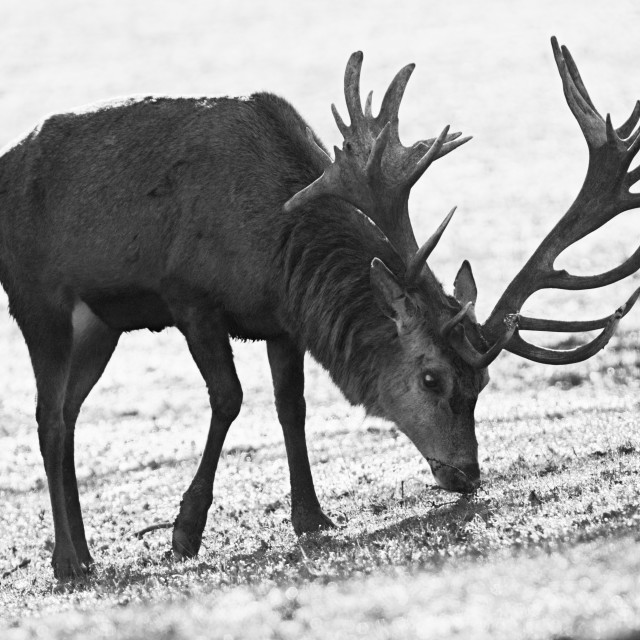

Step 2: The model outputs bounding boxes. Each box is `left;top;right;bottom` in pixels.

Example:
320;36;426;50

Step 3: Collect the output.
367;210;491;492
285;53;485;492
286;41;640;493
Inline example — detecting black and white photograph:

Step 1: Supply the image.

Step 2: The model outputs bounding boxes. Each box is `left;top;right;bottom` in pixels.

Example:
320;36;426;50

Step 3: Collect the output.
0;1;639;638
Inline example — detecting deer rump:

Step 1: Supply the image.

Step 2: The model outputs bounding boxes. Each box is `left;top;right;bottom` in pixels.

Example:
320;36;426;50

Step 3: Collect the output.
0;93;324;337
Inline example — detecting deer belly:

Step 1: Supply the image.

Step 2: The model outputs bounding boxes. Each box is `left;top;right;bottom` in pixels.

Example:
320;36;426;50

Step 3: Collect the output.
225;310;283;340
81;287;173;332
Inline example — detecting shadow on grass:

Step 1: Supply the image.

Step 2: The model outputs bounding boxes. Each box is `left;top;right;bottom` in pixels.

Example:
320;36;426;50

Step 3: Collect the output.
31;484;640;603
11;434;639;597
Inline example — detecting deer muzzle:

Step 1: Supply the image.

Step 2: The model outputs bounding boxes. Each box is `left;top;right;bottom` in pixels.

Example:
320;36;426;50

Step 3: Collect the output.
429;460;480;494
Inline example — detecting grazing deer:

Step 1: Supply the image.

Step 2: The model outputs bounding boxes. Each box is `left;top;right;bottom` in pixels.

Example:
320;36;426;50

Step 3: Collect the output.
0;38;638;580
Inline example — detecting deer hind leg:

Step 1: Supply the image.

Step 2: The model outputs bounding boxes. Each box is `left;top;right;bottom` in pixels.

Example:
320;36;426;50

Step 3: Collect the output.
17;301;80;579
169;305;242;559
62;302;120;567
267;335;335;535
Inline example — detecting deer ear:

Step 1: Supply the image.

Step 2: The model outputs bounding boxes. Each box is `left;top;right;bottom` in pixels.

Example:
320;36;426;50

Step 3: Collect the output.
370;258;415;332
454;260;477;306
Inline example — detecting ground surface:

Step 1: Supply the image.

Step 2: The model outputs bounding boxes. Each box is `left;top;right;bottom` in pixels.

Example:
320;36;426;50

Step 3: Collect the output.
0;1;639;639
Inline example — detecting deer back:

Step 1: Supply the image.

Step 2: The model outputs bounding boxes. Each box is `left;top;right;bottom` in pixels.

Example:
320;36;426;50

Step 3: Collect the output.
0;93;329;333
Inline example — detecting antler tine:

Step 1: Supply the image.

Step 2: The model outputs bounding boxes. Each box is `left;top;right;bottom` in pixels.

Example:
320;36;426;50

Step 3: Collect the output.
518;286;640;331
405;206;456;282
305;126;332;163
450;316;517;369
616;100;640;138
283;131;374;215
364;91;374;118
628;161;640;187
560;43;640;141
407;125;452;188
558;40;601;118
477;37;640;367
343;51;365;128
441;302;474;339
413;132;473;162
282;145;340;214
626;125;640;164
548;244;640;290
377;63;415;126
552;37;604;149
505;303;626;365
331;103;350;138
365;122;392;182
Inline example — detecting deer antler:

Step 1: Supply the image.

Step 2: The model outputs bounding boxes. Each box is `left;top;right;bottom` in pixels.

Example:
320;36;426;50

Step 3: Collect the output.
405;206;457;282
451;37;640;367
284;52;471;259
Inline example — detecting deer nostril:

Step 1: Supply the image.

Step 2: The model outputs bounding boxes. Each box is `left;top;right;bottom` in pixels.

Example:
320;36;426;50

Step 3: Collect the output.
432;462;481;493
459;462;480;485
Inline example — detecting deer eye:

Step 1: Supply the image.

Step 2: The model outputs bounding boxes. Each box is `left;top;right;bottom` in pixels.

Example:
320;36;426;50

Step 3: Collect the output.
421;372;440;391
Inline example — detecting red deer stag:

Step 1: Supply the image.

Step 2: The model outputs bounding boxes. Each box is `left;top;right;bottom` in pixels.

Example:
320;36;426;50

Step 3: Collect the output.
0;37;637;580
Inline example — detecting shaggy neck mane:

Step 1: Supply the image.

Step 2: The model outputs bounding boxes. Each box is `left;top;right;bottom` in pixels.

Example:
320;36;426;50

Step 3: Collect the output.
265;92;459;409
278;204;411;410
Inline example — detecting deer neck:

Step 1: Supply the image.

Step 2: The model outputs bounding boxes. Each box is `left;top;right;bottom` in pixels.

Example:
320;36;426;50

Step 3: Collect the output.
278;205;400;412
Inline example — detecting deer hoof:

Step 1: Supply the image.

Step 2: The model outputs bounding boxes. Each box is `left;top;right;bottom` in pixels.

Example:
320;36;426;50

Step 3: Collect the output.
172;527;201;560
292;508;336;536
52;551;88;581
75;550;95;570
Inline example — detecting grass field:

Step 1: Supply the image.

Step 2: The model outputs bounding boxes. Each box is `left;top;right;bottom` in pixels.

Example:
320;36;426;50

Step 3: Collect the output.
0;1;639;638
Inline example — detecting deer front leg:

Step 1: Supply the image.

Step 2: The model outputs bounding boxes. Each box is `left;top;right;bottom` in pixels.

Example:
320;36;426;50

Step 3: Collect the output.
267;336;335;535
170;305;242;559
